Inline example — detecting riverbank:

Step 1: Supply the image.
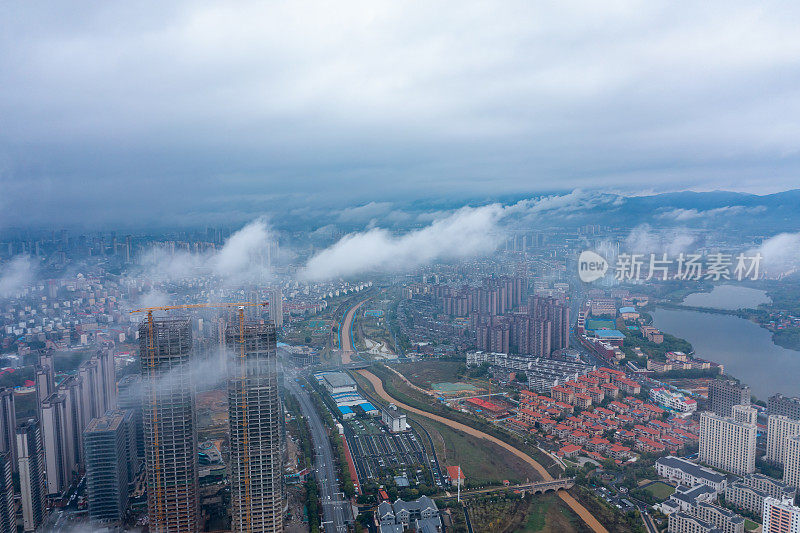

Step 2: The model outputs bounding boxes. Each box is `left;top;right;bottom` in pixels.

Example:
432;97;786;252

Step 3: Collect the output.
654;302;800;352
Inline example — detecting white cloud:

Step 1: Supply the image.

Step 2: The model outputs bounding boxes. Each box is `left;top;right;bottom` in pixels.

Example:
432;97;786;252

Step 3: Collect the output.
656;205;766;221
336;202;395;223
750;232;800;277
624;224;697;256
135;219;275;285
0;256;36;297
302;204;505;279
301;190;641;279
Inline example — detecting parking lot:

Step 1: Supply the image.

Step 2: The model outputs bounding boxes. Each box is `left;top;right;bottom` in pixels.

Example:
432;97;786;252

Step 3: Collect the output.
345;417;428;482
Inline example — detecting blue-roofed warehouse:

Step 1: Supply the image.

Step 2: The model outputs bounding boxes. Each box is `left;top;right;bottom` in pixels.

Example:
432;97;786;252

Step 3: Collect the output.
359;402;380;417
338;405;355;420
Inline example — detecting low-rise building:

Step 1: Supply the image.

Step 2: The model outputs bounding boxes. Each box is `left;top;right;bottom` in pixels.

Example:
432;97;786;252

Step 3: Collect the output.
696;502;744;533
725;474;796;518
656;456;727;493
650;388;698;413
668;511;721;533
378;496;441;533
321;372;358;395
658;484;716;515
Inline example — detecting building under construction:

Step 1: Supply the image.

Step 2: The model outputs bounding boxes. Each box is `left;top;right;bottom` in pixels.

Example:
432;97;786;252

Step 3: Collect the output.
226;319;284;533
139;317;199;533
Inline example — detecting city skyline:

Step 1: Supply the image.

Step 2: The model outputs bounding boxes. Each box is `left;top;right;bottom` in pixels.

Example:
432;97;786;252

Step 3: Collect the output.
2;2;800;532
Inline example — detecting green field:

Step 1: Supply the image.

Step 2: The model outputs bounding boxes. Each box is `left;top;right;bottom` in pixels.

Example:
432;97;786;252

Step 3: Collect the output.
643;481;675;501
417;415;538;486
432;382;478;393
745;519;759;531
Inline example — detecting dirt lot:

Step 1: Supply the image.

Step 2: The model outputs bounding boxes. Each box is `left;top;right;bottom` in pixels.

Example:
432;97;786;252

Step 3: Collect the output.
396;360;466;390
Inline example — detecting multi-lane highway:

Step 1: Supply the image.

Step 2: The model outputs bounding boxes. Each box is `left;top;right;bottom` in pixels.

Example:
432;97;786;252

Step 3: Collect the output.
287;378;350;533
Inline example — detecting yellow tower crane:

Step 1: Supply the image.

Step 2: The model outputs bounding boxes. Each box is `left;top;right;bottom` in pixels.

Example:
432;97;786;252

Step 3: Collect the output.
130;301;268;531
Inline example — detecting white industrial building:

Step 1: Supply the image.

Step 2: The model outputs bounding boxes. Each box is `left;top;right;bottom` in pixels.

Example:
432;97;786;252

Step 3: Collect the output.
381;404;408;433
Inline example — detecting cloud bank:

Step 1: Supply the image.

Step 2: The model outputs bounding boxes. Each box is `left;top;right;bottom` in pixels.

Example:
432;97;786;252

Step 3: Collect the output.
750;232;800;277
136;219;276;285
301;190;624;279
302;204;505;279
0;256;36;297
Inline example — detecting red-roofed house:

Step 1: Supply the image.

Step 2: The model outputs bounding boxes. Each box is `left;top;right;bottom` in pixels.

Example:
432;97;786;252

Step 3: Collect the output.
558;444;582;458
635;437;665;454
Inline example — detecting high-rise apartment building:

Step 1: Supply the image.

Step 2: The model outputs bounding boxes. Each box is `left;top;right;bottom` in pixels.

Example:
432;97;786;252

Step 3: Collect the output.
97;347;118;412
84;411;132;524
785;436;800;490
139;317;199;533
41;392;72;496
762;497;800;533
0;388;17;471
77;348;117;424
767;416;800;466
0;451;14;533
226;319;284;533
118;374;145;463
699;405;757;475
269;288;283;328
61;375;86;468
709;379;750;418
770;394;800;421
17;419;47;532
35;365;54;409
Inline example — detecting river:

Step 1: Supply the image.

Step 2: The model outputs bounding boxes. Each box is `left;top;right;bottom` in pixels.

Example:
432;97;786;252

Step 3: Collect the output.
652;285;798;398
680;284;771;310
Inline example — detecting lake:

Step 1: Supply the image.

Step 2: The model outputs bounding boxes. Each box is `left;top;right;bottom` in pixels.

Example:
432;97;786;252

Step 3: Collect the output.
681;284;772;310
653;286;798;398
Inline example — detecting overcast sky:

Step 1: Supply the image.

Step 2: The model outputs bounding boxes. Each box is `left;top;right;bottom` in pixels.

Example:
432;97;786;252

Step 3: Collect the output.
2;1;799;228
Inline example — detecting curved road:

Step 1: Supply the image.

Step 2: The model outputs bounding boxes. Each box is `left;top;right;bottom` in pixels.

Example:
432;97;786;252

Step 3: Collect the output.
357;369;608;533
340;299;369;364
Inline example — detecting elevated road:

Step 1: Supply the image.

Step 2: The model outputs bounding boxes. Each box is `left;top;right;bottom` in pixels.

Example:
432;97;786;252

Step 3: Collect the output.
287;378;349;533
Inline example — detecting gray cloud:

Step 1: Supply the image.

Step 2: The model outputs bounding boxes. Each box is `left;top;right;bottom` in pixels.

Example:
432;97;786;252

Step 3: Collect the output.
2;1;800;227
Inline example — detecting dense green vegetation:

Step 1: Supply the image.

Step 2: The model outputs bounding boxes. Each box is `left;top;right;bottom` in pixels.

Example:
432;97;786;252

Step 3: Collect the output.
774;327;800;351
619;321;694;362
569;486;646;533
304;479;321;533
